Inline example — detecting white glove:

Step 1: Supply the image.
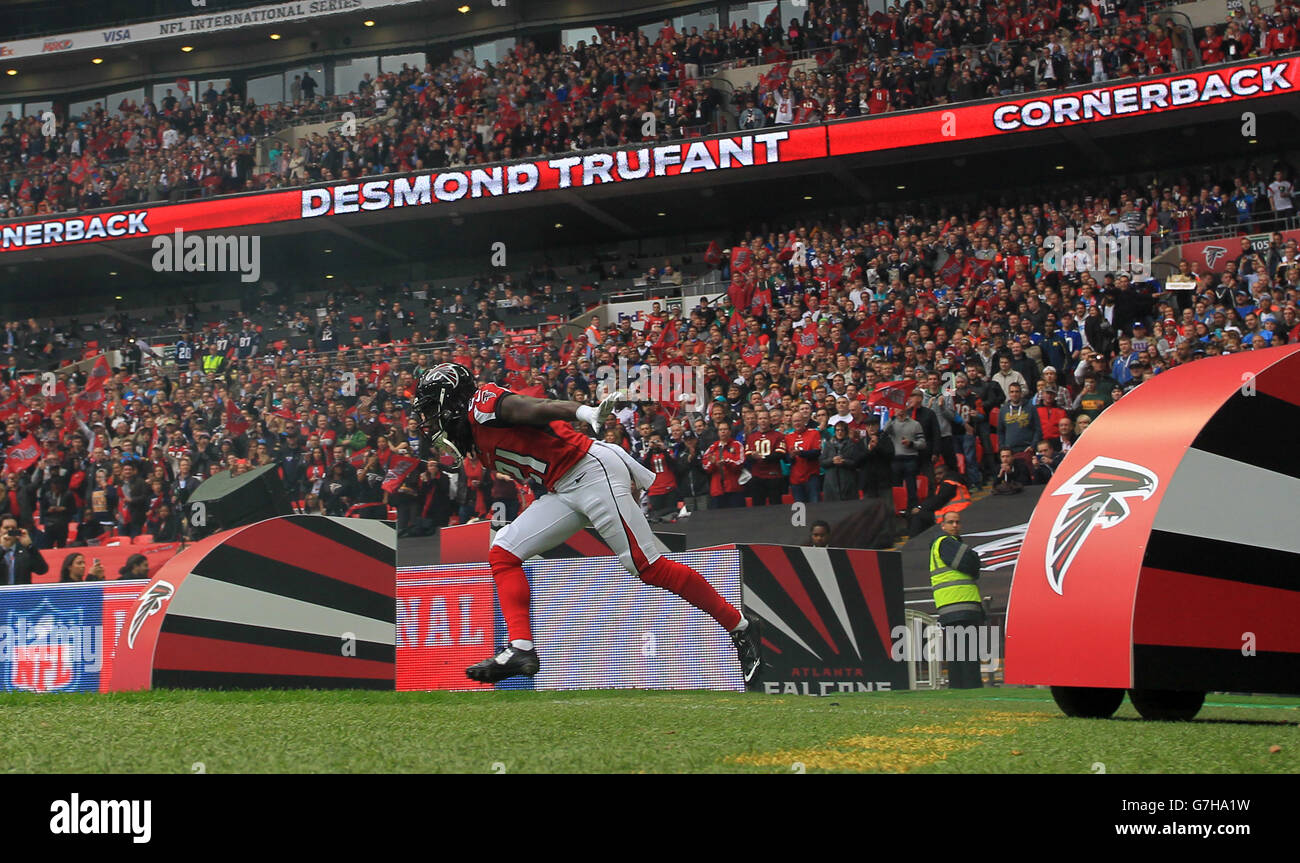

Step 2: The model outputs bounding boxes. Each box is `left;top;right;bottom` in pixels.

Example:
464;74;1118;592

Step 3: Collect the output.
577;390;625;433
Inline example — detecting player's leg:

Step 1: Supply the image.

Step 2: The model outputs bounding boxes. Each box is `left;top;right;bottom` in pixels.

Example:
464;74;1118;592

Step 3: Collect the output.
574;445;743;630
466;493;585;683
489;492;585;643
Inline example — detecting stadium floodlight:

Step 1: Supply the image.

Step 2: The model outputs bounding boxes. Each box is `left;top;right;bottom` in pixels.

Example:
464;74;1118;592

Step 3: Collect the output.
181;46;194;53
364;20;375;26
269;33;281;40
458;5;470;12
92;58;103;64
5;69;16;76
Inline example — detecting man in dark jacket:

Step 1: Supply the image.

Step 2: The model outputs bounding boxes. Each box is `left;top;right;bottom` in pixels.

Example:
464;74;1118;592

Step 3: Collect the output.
905;389;943;486
821;422;865;501
1;515;47;585
675;431;712;514
859;415;894;498
119;461;150;537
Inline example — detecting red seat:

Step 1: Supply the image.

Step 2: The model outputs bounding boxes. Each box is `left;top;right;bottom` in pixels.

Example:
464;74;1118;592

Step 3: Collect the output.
891;486;908;514
916;475;929;499
133;534;154;545
780;493;794;505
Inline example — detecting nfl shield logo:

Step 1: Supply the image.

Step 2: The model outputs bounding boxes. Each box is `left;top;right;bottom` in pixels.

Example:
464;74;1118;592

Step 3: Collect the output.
4;600;83;692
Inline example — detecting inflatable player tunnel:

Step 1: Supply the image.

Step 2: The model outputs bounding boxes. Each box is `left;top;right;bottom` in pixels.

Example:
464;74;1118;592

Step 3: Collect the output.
1005;344;1300;719
110;515;396;690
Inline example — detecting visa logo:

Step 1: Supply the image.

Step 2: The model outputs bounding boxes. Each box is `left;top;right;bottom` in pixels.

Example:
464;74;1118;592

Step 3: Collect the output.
103;29;130;42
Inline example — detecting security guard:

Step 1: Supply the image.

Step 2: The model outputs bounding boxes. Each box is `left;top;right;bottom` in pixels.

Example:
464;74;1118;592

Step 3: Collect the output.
201;343;225;378
928;510;985;689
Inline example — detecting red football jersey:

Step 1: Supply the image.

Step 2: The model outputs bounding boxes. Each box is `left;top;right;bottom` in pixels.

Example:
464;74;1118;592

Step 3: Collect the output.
745;430;787;479
467;383;592;490
785;428;823;485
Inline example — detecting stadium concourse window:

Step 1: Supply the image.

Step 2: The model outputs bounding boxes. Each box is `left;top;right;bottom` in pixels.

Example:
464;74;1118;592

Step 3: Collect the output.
66;99;105;121
247;74;286;108
285;66;326;104
21;100;52;120
637;9;721;42
471;39;517;67
334;58;380;98
726;1;797;30
561;27;599;49
379;53;426;75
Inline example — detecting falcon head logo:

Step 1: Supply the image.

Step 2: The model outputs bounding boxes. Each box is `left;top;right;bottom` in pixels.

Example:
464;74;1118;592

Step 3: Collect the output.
1203;245;1227;268
127;580;174;649
1045;457;1157;595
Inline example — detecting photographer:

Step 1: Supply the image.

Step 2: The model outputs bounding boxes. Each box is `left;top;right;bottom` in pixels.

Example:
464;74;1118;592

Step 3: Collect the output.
640;434;680;521
675;430;712;515
1029;441;1061;485
1;515;47;585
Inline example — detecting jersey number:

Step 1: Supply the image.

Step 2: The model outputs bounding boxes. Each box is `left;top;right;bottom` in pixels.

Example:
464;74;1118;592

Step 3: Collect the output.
495;448;548;482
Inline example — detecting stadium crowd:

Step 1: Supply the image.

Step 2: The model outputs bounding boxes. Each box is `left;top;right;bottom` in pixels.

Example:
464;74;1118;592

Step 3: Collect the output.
2;148;1297;565
4;0;1296;221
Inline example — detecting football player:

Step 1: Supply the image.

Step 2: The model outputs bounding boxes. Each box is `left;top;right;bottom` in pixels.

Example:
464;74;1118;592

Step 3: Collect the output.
414;363;762;685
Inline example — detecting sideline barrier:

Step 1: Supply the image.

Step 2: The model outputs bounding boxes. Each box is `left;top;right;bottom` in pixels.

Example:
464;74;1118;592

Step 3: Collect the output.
34;542;182;584
397;543;905;694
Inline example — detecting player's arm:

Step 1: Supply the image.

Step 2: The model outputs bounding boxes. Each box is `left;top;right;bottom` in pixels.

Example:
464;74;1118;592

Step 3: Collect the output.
496;394;586;426
496;390;623;432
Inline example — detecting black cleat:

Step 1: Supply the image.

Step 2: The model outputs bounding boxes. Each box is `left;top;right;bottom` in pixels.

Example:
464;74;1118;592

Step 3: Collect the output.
466;644;541;683
730;618;763;685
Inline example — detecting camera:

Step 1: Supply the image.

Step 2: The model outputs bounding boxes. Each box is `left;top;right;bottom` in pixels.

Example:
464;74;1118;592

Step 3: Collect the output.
6;527;20;537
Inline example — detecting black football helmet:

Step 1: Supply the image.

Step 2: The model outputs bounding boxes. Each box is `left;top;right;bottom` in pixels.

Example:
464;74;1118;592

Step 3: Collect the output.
414;363;476;459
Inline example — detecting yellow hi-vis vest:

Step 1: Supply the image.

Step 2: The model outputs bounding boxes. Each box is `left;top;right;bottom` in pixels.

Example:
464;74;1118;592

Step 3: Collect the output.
203;354;223;374
929;535;981;612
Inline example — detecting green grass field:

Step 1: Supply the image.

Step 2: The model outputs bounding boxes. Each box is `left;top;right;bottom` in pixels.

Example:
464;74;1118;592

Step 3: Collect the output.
1;688;1296;773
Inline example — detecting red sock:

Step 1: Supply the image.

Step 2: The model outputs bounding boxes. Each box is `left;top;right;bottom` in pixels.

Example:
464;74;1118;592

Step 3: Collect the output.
489;545;532;643
638;556;741;632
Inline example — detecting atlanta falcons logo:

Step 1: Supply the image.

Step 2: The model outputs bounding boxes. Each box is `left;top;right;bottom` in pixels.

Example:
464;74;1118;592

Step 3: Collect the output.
1045;457;1158;595
127;580;175;649
1203;245;1227;268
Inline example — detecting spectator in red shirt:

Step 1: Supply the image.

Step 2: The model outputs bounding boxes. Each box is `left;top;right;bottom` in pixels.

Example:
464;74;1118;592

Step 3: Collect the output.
1036;389;1068;443
703;420;745;508
744;408;787;506
786;404;823;503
